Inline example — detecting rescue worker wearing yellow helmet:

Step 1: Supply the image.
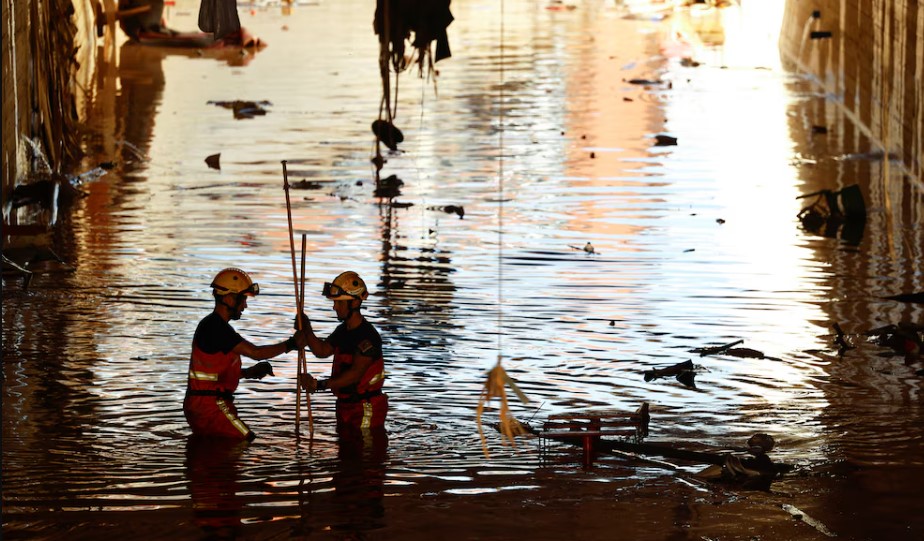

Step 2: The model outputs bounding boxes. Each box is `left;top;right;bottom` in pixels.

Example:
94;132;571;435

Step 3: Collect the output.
184;268;309;441
300;271;388;434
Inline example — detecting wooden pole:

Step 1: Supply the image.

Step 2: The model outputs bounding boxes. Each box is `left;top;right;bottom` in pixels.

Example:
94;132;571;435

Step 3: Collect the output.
282;160;305;434
299;234;313;437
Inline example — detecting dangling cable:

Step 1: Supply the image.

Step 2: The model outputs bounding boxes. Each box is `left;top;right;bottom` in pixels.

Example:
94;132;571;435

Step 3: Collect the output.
476;0;530;459
497;0;505;357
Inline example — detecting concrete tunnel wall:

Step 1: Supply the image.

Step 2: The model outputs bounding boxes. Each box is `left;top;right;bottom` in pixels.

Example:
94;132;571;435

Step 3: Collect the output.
779;0;924;183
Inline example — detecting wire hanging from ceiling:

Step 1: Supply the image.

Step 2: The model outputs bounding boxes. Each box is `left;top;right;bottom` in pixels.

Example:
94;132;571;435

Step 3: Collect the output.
476;0;531;459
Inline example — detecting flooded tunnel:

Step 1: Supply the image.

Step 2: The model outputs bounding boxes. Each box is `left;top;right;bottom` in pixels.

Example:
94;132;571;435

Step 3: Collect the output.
2;1;923;540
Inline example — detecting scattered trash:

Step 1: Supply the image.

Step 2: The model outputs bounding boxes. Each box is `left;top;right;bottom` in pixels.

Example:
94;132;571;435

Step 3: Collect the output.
835;150;901;163
864;323;923;362
680;57;701;67
643;359;696;388
654;134;678;146
883;292;924;304
2;246;73;276
692;339;743;356
289;179;323;190
1;254;34;289
7;173;87;213
690;339;783;361
545;0;577;11
568;242;597;255
781;504;837;537
832;322;854;353
797;184;866;245
204;153;220;170
696;434;785;491
535;404;649;468
626;78;663;86
427;205;464;219
374;174;404;199
371;119;404;151
207;100;271;119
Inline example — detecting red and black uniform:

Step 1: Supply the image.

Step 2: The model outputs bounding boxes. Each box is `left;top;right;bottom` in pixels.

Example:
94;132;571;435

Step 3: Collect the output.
328;319;388;431
184;312;253;440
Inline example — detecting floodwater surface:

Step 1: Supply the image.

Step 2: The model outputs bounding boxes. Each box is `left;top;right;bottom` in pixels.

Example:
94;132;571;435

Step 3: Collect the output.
3;1;923;540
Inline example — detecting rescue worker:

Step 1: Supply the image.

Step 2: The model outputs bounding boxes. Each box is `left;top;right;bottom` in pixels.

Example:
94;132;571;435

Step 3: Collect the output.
184;268;308;441
299;271;388;435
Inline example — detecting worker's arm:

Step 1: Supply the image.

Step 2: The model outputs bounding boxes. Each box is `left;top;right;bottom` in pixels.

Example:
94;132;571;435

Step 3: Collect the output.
302;353;374;393
298;315;335;359
233;329;307;361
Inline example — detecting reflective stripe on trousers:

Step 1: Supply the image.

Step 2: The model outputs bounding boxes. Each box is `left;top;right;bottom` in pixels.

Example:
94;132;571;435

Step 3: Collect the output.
217;398;250;437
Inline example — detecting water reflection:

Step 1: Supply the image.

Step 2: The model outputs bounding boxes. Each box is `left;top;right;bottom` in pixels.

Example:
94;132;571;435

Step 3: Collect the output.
329;427;388;535
186;436;248;539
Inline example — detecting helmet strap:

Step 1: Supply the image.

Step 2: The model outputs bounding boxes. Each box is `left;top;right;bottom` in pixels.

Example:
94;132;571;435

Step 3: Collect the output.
218;294;245;320
338;299;362;325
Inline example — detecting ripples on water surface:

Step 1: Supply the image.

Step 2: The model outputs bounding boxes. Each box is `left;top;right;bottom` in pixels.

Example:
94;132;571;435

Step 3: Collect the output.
3;0;923;539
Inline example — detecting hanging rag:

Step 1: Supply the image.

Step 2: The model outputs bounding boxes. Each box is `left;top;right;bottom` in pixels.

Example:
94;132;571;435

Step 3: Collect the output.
374;0;454;74
198;0;241;39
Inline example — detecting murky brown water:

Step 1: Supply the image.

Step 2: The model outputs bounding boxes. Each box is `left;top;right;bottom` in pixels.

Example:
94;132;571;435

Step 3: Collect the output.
3;1;923;540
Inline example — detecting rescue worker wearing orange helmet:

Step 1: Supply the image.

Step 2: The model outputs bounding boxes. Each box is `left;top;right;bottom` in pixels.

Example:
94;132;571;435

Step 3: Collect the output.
299;271;388;434
184;268;309;441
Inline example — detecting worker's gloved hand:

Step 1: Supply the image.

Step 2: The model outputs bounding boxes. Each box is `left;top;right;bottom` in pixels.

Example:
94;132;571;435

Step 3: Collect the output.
294;312;311;332
299;373;318;392
245;361;274;380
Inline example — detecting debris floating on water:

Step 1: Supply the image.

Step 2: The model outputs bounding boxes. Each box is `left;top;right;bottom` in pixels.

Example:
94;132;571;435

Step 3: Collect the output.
643;360;696;388
427;205;465;219
883;291;924;304
690;339;782;361
371;119;404;151
207;100;271;119
654;134;678;146
205;153;220;170
781;504;837;537
374;174;404;199
568;242;598;255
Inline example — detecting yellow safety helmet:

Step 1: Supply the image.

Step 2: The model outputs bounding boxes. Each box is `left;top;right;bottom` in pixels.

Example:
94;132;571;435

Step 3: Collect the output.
211;268;260;297
323;271;368;301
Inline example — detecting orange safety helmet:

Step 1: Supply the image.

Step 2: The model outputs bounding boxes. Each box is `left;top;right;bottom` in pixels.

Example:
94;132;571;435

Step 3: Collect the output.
211;268;260;297
322;271;368;301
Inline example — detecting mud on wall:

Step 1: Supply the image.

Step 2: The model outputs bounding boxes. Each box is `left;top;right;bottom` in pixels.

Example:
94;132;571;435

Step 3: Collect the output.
779;0;923;182
1;0;95;210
